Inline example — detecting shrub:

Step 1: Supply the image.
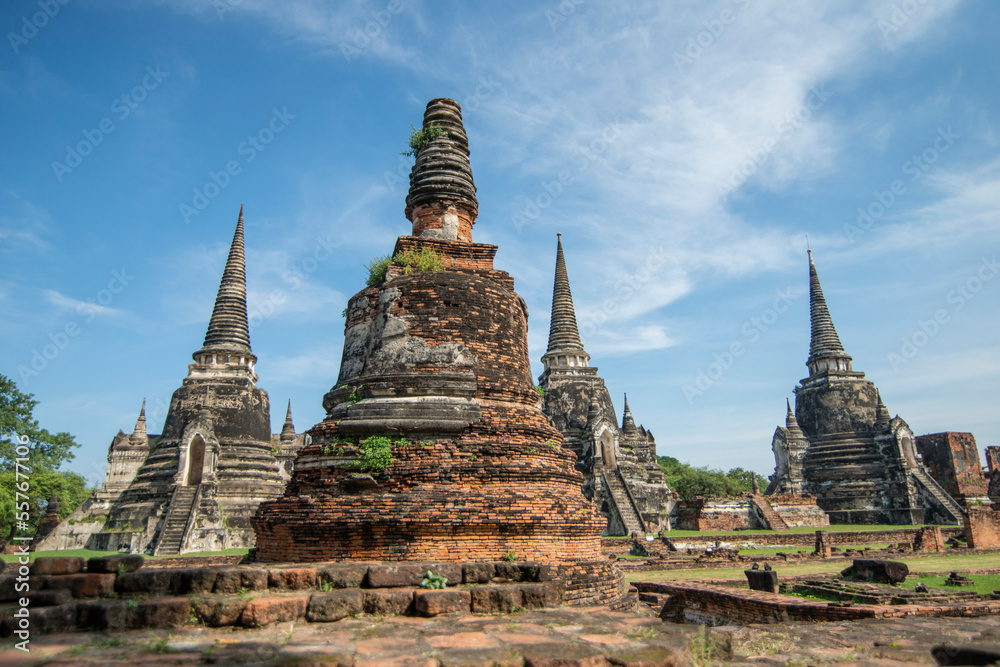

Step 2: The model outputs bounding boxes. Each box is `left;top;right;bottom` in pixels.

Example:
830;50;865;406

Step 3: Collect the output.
358;436;394;472
365;255;391;286
401;123;444;157
393;247;445;274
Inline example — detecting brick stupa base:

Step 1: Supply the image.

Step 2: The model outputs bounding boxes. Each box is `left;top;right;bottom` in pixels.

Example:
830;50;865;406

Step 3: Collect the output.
253;98;628;608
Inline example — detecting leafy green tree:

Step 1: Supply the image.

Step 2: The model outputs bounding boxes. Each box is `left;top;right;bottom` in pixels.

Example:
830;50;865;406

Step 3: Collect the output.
657;456;768;501
0;374;92;542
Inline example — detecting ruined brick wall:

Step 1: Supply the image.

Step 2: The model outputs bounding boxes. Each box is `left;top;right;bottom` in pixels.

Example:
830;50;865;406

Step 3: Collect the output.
916;432;989;502
986;446;1000;474
964;507;1000;549
675;498;753;531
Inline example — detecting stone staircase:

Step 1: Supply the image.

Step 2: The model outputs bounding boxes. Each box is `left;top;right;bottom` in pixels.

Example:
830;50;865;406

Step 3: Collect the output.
603;469;646;535
750;494;789;531
804;433;882;468
911;468;964;525
154;485;198;556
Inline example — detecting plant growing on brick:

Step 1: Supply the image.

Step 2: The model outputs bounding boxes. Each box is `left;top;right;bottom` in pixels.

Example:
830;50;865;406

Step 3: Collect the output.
392;246;446;274
365;254;391;286
502;550;517;562
420;570;448;589
357;435;395;472
401;123;443;157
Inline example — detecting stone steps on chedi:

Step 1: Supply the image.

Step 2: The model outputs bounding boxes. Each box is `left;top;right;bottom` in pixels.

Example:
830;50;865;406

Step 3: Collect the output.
252;98;630;608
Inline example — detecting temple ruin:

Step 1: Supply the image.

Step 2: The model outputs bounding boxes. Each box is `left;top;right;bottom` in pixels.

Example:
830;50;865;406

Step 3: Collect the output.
766;250;963;525
251;98;630;607
536;234;673;535
36;208;306;554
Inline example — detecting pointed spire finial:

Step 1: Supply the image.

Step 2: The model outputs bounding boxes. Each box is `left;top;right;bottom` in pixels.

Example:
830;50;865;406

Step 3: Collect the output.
130;398;148;446
541;233;589;371
621;393;638;435
195;206;254;361
806;250;852;376
280;399;296;441
874;390;891;430
784;398;805;437
405;98;478;242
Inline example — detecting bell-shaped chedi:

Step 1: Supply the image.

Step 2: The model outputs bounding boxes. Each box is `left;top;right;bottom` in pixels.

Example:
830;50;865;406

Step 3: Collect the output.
253;99;627;606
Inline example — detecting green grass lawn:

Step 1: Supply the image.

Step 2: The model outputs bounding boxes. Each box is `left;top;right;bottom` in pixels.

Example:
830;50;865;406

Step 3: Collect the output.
625;552;1000;584
900;572;1000;595
1;547;249;563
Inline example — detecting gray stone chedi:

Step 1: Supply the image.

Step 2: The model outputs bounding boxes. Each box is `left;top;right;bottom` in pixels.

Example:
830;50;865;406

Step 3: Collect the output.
766;251;963;525
537;233;673;535
37;207;306;554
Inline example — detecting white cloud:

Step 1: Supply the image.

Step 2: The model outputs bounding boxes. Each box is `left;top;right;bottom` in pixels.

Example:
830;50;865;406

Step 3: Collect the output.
44;289;119;317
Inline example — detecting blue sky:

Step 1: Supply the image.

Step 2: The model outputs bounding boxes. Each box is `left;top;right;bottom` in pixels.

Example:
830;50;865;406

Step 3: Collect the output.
2;0;999;486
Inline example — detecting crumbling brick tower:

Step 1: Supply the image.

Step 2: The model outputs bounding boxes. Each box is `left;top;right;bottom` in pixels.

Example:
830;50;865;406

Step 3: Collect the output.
253;98;628;606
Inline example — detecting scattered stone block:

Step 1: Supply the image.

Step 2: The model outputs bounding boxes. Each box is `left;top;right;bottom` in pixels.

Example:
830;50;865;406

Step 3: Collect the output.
31;557;85;576
194;597;249;627
86;555;144;574
268;567;317;590
745;569;779;594
31;589;72;606
317;564;367;589
844;559;909;584
462;562;495;584
183;567;221;594
116;569;178;596
213;567;268;594
135;596;191;629
470;586;522;613
306;589;364;622
414;589;471;616
240;595;309;627
43;573;115;598
932;644;1000;666
519;583;562;609
363;588;415;616
366;563;461;588
76;599;131;632
29;602;79;634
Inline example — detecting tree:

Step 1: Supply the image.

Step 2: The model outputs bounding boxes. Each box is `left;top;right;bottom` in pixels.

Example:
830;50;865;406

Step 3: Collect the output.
0;374;92;542
657;456;768;501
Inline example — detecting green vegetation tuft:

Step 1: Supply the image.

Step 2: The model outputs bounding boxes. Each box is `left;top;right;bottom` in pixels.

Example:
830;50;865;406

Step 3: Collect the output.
401;123;444;157
420;570;448;589
358;435;395;472
393;246;446;274
365;254;392;286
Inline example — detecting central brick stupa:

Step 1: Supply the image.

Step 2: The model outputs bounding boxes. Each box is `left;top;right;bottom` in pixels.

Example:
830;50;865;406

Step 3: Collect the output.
252;98;627;606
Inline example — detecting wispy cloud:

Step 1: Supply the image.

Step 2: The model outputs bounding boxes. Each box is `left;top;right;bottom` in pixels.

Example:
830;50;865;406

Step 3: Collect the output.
45;289;119;317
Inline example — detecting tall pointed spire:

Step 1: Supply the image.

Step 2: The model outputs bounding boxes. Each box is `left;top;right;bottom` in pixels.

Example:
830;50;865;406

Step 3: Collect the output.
280;400;296;442
621;393;638;435
874;391;891;430
541;233;590;372
129;398;148;446
405;98;478;242
196;205;254;360
785;398;804;438
806;250;852;376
